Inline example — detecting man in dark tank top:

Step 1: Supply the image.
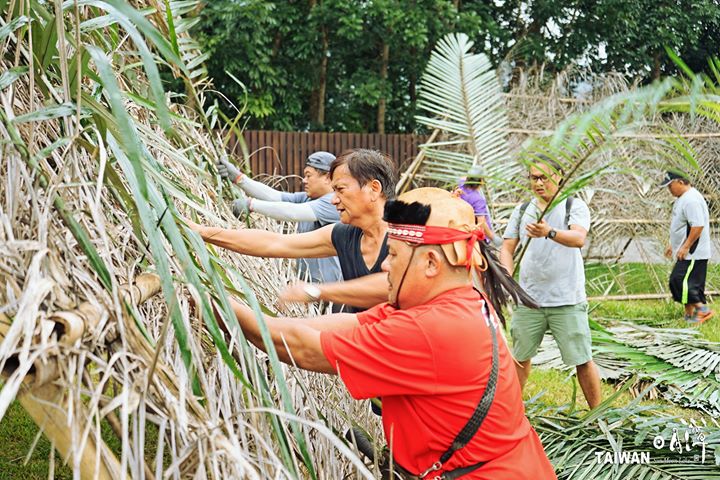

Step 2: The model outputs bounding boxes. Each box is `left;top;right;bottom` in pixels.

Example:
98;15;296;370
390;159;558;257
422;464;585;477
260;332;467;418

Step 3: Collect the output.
189;149;395;313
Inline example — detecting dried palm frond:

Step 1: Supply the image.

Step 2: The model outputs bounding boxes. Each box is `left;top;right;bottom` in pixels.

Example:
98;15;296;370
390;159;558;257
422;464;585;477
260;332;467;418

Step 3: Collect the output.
0;1;376;478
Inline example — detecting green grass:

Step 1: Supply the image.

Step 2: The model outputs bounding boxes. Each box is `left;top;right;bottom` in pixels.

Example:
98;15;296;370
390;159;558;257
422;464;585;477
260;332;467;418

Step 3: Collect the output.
585;262;720;297
0;401;72;480
0;395;166;479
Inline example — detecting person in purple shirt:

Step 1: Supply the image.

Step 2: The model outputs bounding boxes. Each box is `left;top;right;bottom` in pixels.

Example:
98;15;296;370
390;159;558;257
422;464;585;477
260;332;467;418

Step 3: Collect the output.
452;165;496;243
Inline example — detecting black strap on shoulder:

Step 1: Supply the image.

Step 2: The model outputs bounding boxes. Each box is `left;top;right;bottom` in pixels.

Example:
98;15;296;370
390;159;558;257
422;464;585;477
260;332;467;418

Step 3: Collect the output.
564;195;574;228
419;295;498;479
516;201;531;233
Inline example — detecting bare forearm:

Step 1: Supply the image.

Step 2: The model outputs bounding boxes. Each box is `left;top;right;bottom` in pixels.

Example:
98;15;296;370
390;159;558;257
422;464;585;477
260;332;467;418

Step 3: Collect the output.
198;226;286;257
317;273;388;309
477;216;494;240
229;299;333;372
500;245;515;275
551;228;586;248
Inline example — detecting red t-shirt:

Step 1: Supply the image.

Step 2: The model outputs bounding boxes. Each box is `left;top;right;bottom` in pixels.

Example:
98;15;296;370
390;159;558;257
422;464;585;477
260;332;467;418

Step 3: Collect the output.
320;286;556;479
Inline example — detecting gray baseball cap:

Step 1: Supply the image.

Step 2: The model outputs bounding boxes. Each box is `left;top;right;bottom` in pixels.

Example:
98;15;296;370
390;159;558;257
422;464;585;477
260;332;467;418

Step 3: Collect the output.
659;170;688;187
306;151;336;172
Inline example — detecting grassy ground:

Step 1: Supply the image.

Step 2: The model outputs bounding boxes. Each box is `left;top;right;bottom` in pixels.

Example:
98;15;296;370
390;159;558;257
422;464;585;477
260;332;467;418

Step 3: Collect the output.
585;261;720;296
0;391;163;479
0;263;716;476
0;401;72;480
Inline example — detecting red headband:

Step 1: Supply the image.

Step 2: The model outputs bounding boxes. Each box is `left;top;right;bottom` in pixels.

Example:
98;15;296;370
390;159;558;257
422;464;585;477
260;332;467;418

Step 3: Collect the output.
387;223;486;269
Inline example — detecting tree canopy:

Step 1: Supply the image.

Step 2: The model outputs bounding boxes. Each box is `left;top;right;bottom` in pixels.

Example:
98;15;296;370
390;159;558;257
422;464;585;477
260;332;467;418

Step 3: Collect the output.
193;0;720;133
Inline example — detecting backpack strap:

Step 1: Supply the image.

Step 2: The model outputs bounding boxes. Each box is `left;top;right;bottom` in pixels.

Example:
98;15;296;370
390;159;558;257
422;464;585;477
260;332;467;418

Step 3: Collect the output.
516;201;531;233
564;195;574;228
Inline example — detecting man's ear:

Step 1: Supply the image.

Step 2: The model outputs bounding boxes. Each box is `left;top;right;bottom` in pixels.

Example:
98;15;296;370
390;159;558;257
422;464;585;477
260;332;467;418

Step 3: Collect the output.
425;248;442;278
368;179;383;201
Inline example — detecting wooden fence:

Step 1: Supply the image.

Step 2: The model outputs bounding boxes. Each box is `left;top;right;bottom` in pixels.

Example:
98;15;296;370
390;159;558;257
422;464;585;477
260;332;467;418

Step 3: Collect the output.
227;130;426;188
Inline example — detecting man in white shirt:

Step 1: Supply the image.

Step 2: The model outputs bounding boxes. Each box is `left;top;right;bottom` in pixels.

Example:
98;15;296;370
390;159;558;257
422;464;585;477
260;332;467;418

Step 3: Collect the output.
661;170;714;324
500;157;601;409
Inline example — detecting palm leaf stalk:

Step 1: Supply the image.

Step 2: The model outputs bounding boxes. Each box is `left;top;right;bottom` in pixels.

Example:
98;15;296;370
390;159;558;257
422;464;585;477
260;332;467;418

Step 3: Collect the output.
411;32;518;218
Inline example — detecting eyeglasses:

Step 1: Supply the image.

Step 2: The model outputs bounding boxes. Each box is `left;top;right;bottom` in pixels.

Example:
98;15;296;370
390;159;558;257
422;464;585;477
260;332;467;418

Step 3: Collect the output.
528;174;551;183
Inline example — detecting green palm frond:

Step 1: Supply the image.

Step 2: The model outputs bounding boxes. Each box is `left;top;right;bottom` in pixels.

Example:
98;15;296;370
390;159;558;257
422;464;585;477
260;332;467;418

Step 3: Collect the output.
535;321;720;414
400;33;518;204
164;0;210;87
510;79;711;264
529;398;720;479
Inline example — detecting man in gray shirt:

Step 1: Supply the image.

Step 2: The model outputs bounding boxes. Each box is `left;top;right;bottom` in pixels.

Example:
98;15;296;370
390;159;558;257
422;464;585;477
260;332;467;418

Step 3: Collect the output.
662;170;714;323
217;152;342;284
500;158;601;409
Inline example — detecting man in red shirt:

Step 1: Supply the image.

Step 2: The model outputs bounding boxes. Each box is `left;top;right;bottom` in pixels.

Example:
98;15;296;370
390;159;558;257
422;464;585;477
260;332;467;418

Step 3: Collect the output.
222;187;556;479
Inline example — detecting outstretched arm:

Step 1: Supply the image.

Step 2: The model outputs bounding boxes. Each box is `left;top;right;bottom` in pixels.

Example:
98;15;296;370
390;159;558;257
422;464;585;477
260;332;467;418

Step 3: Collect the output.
228;297;358;373
237;175;284;201
280;273;389;309
188;221;337;259
217;157;284;201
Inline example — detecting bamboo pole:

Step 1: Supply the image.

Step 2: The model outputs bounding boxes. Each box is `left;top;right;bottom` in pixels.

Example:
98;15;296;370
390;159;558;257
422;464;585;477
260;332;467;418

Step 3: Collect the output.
50;272;163;346
588;291;719;302
395;128;441;195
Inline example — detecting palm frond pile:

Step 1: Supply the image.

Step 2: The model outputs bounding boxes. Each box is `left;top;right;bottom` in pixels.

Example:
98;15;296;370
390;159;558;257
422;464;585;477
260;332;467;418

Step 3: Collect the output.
535;322;720;415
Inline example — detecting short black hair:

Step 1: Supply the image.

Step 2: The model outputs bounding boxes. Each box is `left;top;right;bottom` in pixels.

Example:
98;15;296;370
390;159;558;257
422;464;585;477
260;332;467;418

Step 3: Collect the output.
528;154;565;176
330;149;397;199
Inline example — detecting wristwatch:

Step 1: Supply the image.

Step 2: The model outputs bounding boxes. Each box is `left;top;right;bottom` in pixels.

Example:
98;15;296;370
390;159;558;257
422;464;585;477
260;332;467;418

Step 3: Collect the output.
546;228;557;240
303;284;322;303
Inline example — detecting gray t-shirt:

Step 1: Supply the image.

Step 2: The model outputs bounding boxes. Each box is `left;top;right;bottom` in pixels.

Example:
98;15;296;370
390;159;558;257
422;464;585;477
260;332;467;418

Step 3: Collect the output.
280;192;342;283
670;187;711;260
504;198;591;307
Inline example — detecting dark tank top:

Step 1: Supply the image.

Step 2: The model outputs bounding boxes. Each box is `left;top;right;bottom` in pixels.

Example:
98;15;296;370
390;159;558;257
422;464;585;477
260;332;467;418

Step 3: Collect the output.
330;223;389;313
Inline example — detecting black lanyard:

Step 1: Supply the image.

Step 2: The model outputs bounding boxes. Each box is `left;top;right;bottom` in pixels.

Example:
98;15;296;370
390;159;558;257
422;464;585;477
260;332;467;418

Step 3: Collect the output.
418;292;499;480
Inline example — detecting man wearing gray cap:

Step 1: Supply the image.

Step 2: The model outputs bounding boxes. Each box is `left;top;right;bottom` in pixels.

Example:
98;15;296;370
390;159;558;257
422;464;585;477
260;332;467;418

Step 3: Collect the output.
661;170;714;324
217;152;342;285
